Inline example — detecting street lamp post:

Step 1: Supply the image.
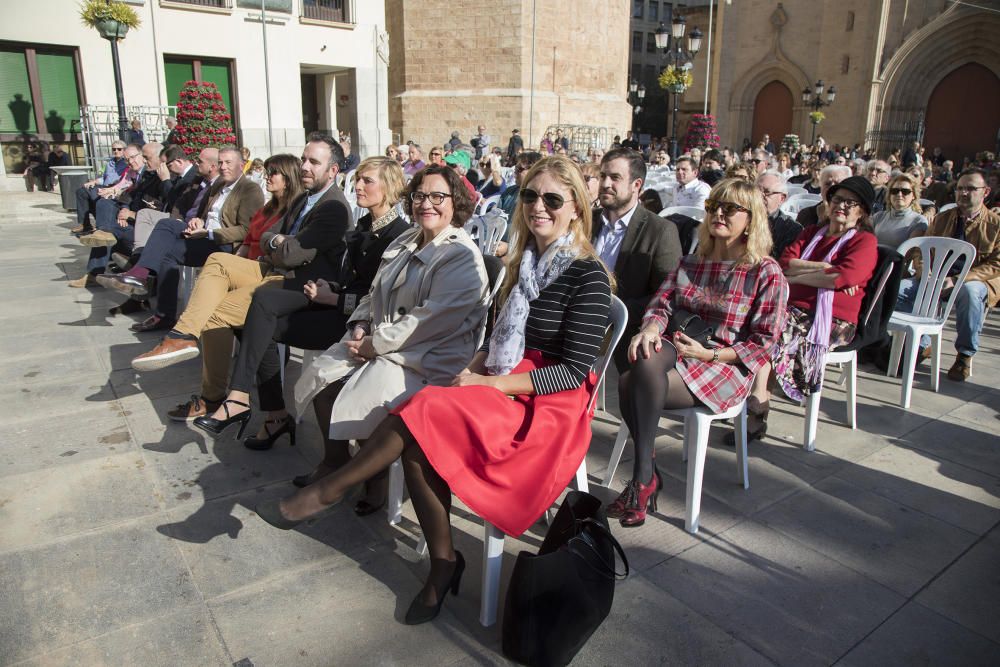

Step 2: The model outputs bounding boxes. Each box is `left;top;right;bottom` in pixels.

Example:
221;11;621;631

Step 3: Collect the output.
655;13;702;161
802;80;837;146
628;80;646;134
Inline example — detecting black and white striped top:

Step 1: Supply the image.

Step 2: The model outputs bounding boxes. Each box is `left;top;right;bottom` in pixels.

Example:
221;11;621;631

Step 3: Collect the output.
487;258;612;395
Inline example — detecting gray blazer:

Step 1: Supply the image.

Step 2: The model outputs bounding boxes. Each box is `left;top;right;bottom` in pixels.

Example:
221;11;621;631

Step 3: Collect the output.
294;226;489;439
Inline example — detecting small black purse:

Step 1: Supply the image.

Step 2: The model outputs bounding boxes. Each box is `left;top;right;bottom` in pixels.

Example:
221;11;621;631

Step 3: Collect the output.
501;491;629;667
665;308;713;346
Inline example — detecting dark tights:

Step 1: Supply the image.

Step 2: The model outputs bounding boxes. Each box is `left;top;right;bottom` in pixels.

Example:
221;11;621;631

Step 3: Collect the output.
310;381;388;498
618;342;698;484
284;414;457;606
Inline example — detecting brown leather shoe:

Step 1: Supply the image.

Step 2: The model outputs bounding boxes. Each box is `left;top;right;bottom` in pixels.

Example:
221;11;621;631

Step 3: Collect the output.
167;395;223;422
131;337;199;371
947;354;972;382
79;230;117;247
68;274;97;288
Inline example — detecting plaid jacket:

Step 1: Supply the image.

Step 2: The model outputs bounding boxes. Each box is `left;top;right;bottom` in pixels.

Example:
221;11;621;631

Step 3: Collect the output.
642;255;788;413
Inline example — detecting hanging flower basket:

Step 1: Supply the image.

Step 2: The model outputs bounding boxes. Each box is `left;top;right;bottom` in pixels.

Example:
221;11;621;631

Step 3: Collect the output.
80;0;141;39
659;66;693;93
809;111;826;125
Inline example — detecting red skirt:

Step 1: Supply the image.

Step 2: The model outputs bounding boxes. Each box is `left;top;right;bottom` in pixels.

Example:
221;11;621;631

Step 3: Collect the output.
393;350;596;537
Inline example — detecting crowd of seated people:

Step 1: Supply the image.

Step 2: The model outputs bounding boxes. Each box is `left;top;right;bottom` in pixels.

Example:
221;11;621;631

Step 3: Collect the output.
57;122;999;630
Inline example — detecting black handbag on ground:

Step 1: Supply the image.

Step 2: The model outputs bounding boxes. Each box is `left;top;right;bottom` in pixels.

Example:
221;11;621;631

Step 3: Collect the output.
501;491;629;667
665;307;713;346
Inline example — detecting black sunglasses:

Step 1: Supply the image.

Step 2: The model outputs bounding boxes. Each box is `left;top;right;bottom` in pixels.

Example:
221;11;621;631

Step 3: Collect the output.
889;187;913;196
519;188;567;209
705;199;750;217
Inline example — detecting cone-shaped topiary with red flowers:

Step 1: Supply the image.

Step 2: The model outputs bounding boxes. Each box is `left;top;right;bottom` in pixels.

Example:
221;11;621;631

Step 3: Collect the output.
682;113;721;152
173;80;236;155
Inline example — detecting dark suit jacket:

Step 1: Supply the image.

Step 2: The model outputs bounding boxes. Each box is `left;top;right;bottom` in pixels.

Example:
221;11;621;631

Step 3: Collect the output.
162;166;199;217
199;175;265;246
120;170;164;213
593;204;682;368
259;181;353;291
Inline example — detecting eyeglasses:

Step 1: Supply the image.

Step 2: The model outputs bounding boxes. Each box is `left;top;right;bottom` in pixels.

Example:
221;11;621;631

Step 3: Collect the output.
955;186;985;193
410;191;451;205
266;167;282;177
829;195;862;210
751;158;765;164
705;199;750;216
759;188;783;198
889;187;913;196
519;188;567;209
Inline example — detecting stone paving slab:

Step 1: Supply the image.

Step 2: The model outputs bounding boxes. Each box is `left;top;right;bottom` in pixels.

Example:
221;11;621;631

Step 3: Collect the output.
3;190;1000;665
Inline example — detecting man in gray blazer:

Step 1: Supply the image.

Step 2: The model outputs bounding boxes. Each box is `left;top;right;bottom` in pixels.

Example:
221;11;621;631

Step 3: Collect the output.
592;148;682;371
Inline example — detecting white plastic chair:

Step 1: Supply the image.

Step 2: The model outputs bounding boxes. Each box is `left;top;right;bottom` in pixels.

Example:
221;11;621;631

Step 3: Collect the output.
390;296;628;627
474;193;501;215
464;210;508;255
939;203;957;213
341;169;357;197
602;398;748;534
785;185;808;197
662;205;706;220
886;237;976;408
919;198;933;208
779;194;821;217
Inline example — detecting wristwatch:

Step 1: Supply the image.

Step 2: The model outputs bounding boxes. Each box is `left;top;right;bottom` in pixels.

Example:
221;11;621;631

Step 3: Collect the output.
711;348;720;363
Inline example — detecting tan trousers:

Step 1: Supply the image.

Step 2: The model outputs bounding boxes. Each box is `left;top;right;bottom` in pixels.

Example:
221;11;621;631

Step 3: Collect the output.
133;209;172;250
174;252;282;400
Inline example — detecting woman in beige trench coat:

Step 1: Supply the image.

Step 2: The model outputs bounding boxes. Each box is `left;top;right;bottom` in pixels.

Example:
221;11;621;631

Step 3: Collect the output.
291;165;488;513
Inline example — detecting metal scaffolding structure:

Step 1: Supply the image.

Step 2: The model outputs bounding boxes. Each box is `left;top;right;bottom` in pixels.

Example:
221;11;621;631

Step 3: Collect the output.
80;105;176;171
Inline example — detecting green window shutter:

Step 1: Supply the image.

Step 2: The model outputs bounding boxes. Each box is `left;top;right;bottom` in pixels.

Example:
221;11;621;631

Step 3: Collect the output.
200;61;234;125
0;49;36;134
164;59;195;107
36;51;81;135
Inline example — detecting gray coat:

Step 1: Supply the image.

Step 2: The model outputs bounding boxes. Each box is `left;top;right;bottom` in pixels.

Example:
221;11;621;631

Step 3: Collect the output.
294;225;489;439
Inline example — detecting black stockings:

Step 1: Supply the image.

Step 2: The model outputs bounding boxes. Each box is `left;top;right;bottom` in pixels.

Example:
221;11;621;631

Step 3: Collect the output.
618;342;697;484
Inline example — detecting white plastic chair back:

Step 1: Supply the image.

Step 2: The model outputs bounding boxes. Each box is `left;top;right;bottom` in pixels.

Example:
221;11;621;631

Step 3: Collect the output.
780;194;821;217
939;202;957;213
342;169;357;197
919;198;933;208
785;185;807;197
475;193;501;215
587;296;627;414
662;205;706;220
895;236;977;324
465;209;508;255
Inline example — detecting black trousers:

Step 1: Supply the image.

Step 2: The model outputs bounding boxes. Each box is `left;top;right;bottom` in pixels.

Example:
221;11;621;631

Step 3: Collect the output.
137;218;228;319
230;286;349;411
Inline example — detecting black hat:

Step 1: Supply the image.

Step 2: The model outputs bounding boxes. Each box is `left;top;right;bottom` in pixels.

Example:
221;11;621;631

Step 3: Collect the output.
826;175;876;214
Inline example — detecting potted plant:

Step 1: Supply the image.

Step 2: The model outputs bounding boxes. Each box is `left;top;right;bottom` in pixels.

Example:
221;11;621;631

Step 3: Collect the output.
80;0;141;40
808;110;826;125
658;66;694;94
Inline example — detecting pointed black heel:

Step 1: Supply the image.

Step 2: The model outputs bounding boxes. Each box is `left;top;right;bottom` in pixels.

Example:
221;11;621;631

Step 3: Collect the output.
404;551;466;625
243;415;296;451
193;399;252;438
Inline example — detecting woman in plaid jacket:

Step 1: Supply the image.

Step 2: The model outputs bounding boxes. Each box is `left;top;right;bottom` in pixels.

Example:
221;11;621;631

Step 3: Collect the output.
607;178;788;527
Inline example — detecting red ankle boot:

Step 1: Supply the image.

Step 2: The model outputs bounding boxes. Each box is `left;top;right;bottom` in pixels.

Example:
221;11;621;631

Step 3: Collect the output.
618;470;662;527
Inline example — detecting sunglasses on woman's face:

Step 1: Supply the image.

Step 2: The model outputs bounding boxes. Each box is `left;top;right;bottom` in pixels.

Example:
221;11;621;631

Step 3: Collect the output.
519;188;567;209
889;187;913;196
704;199;749;217
266;168;281;177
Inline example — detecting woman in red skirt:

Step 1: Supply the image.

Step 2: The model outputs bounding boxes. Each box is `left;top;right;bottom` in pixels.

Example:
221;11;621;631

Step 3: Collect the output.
256;156;613;625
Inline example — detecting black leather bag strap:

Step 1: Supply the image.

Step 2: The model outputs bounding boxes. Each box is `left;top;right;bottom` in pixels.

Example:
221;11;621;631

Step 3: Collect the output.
566;518;630;580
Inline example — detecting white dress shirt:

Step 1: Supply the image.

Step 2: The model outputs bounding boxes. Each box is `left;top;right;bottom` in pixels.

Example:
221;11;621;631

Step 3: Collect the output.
671;179;711;208
205;175;241;231
594;203;640;269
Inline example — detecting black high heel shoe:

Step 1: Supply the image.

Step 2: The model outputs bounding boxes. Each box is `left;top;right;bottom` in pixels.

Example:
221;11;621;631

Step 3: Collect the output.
404;551;466;625
243;415;296;451
193;399;252;439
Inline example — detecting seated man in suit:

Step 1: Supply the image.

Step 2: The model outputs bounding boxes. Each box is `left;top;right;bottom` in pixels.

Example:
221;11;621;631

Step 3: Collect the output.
70;143;165;287
594;147;683;370
99;146;263;332
130;133;353;421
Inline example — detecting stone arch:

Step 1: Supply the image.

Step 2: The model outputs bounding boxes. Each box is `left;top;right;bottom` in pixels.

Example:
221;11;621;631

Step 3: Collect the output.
875;6;1000;133
728;64;810;149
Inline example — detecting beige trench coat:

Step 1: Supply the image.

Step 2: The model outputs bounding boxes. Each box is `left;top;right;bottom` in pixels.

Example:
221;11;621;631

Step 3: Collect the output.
294;225;489;440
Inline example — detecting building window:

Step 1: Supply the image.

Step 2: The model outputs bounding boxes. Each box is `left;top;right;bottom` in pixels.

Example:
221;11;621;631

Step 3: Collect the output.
0;43;83;137
650;2;658;21
632;31;643;52
846;11;855;31
164;55;238;130
631;64;642;84
646;32;657;53
644;65;657;85
633;0;644;19
841;55;850;74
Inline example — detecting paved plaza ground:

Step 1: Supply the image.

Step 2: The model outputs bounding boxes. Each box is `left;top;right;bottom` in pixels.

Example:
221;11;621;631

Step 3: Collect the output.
2;188;999;666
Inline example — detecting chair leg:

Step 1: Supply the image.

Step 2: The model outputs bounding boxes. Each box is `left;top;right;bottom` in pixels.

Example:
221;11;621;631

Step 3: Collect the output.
735;404;749;489
277;342;286;388
480;522;505;627
602;424;629;487
387;459;404;526
845;354;857;429
681;417;691;463
684;415;712;534
574;460;589;494
930;333;941;393
887;331;904;377
899;331;919;409
803;389;821;452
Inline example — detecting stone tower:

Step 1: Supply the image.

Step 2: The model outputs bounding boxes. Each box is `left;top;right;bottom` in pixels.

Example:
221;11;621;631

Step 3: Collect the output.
385;0;632;153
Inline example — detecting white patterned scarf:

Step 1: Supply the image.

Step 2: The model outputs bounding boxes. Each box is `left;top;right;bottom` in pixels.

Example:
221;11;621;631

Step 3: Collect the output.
486;233;577;375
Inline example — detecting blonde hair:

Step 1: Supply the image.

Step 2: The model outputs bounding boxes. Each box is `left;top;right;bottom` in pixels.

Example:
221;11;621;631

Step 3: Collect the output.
354;156;406;211
695;178;773;265
499;156;615;305
885;173;922;213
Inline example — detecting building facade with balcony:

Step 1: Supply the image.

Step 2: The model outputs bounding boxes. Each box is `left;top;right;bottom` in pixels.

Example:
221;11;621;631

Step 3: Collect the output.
0;0;389;180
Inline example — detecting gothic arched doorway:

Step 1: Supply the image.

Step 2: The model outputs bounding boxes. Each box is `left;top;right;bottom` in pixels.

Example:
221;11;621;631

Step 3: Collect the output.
923;63;1000;162
751;81;793;148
